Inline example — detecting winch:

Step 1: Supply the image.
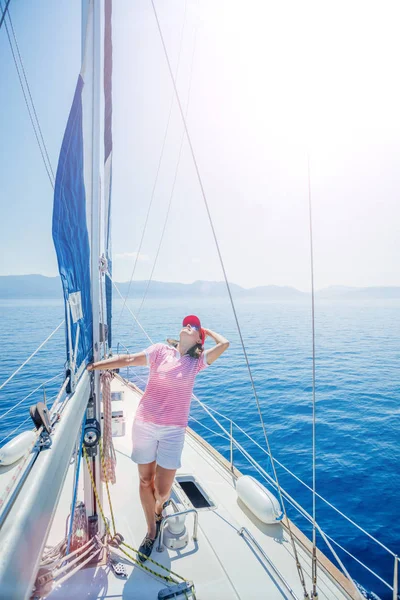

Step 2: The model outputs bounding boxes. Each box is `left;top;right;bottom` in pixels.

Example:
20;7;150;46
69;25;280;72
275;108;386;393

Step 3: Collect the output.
160;502;188;550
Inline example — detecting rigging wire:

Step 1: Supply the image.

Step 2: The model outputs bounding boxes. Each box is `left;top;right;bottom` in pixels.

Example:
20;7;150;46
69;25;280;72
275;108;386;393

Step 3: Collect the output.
0;0;10;30
136;11;198;319
115;0;189;332
0;415;31;447
0;320;64;392
65;413;87;556
6;7;55;182
307;154;318;598
107;272;153;345
0;372;63;423
0;0;55;188
149;1;310;596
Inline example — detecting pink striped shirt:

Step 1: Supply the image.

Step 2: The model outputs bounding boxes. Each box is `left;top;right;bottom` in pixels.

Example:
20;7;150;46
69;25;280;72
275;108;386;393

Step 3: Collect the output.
135;343;209;427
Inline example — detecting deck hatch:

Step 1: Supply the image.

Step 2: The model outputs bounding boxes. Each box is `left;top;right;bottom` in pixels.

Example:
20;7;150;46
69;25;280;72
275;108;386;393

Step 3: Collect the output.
175;476;215;509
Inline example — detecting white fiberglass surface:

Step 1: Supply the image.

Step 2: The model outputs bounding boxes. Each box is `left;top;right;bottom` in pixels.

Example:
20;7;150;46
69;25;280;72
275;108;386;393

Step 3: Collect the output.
45;379;352;600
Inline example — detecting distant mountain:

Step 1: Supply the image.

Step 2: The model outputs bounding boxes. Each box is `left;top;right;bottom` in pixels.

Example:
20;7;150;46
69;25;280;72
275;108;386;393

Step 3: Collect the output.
0;275;62;299
316;285;356;297
0;275;303;300
0;275;399;300
315;285;400;300
246;285;306;299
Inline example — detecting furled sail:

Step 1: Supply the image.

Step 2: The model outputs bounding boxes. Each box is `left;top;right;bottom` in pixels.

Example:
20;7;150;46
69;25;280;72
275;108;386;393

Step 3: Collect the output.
104;0;113;348
52;4;98;371
52;76;93;370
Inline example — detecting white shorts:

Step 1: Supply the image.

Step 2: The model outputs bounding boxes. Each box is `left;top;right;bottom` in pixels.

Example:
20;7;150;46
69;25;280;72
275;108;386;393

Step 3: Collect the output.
131;419;186;470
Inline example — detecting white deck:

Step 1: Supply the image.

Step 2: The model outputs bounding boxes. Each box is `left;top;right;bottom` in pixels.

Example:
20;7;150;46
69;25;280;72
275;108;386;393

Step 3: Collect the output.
42;377;355;600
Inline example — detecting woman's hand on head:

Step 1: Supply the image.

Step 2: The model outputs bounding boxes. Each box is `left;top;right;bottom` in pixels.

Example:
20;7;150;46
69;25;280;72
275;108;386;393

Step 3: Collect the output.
87;363;94;371
202;328;230;365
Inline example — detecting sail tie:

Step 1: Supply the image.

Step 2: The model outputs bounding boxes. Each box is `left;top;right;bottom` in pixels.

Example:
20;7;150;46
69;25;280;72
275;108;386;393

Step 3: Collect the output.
101;372;116;484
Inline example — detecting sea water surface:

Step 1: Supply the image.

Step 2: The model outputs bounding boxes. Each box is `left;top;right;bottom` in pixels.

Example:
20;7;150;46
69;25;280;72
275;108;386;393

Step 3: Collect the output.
0;296;399;599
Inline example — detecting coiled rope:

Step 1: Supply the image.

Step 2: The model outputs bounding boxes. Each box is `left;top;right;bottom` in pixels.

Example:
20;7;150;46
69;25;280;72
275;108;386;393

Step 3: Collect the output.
100;372;116;484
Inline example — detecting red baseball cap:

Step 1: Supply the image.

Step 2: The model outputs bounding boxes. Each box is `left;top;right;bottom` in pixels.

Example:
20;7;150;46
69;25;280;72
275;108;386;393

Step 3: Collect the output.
182;315;205;345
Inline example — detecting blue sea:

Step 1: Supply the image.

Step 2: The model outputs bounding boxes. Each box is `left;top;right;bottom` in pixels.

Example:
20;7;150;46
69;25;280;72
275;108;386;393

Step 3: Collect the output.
0;297;399;599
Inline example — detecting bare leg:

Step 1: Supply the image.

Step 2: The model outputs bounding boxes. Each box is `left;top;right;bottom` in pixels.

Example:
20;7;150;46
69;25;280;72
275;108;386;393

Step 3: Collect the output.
138;462;157;538
154;465;176;517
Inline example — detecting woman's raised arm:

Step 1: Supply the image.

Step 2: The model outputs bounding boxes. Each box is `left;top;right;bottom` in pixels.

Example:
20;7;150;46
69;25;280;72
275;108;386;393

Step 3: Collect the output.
87;351;147;371
202;328;229;365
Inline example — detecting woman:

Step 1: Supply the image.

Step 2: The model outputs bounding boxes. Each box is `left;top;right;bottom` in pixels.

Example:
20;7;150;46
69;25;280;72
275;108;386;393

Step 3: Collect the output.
87;315;229;562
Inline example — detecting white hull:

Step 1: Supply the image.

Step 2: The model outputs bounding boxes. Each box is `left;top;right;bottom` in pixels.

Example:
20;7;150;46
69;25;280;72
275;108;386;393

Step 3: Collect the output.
0;371;91;599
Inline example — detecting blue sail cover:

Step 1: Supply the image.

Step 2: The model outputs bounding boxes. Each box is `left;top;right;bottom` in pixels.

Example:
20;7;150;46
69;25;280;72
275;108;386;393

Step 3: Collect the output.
104;0;113;348
52;75;93;367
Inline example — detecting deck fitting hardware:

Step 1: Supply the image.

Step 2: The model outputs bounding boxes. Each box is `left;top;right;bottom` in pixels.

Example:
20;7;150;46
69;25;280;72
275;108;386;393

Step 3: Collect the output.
38;431;52;448
157;508;198;553
109;558;128;578
109;532;124;548
158;581;195;599
30;401;52;434
33;567;54;597
83;418;101;456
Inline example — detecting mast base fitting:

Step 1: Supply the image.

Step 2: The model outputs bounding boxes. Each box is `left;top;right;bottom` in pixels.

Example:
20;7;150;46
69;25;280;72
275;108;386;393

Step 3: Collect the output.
30;402;52;434
158;581;195;600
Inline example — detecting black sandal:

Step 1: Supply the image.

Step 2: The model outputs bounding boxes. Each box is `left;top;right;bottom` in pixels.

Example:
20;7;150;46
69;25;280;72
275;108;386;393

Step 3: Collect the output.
138;534;156;563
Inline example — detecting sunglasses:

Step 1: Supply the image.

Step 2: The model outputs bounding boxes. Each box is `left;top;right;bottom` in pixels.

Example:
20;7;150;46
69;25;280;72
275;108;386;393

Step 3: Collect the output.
185;324;200;331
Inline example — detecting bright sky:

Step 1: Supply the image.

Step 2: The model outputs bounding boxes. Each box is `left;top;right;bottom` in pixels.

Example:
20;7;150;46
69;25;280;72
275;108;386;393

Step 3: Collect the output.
0;0;399;292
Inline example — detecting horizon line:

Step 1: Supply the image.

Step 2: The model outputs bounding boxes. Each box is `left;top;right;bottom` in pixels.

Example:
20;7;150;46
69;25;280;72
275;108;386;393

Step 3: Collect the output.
0;273;399;293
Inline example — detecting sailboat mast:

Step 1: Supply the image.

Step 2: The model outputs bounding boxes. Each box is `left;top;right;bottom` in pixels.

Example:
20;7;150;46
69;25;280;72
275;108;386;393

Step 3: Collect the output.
82;0;105;526
81;1;89;63
89;0;101;393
